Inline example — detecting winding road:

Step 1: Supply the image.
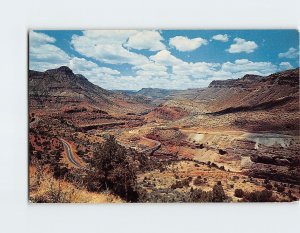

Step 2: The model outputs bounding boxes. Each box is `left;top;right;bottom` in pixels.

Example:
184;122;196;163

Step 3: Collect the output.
60;135;161;171
60;138;85;169
139;136;161;155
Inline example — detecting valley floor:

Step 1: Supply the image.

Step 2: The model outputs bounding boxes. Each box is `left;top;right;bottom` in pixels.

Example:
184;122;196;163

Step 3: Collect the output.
29;113;300;203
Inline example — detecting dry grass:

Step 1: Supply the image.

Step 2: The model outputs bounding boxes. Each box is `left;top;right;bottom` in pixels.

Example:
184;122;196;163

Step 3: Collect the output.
29;165;123;203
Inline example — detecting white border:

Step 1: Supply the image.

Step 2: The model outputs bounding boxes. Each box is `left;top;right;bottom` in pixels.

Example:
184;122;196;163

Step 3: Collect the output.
0;0;300;232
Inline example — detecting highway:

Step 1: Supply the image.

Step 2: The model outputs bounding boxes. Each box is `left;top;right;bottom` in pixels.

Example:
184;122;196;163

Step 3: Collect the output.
60;139;84;168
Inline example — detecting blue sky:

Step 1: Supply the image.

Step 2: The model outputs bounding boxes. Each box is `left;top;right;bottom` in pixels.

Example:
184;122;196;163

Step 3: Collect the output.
30;30;299;90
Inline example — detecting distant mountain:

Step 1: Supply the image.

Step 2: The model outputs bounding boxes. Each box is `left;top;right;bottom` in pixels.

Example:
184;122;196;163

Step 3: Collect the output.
136;88;176;99
207;68;299;112
178;68;300;113
208;69;298;89
112;90;139;95
29;66;151;114
147;68;299;132
209;74;263;88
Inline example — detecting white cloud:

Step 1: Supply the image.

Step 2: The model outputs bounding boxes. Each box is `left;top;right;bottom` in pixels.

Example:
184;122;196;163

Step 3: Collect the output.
279;62;294;70
29;31;70;71
99;73;213;90
133;61;168;78
212;34;229;42
71;30;167;66
29;31;284;90
149;50;183;66
29;31;122;87
29;31;56;45
278;47;298;59
227;38;258;53
30;44;70;63
69;57;120;86
221;59;277;77
70;57;119;75
125;30;165;51
172;61;220;78
169;36;208;52
71;30;148;66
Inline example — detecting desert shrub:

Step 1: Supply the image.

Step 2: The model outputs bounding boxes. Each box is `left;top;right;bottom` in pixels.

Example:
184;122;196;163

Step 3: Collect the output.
211;162;218;168
265;184;273;190
77;150;85;156
234;188;244;198
86;135;138;202
53;164;68;179
264;178;269;184
196;144;204;149
218;149;227;155
277;185;285;193
212;183;227;202
138;189;189;203
190;183;228;202
138;182;228;203
171;178;190;189
190;188;213;202
193;176;204;186
220;166;225;170
243;190;273;202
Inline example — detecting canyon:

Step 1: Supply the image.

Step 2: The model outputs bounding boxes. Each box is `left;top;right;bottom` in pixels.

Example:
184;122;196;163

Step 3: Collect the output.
29;66;300;202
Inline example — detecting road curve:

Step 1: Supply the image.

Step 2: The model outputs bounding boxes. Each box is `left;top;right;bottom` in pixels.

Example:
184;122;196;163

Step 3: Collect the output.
60;139;84;168
140;136;161;155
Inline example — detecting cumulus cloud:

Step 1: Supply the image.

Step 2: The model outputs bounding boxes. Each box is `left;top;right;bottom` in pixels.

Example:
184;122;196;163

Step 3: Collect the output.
69;57;120;84
29;31;122;87
133;61;168;78
150;50;183;66
172;61;220;78
279;62;294;70
212;34;229;42
99;73;216;90
169;36;208;51
227;38;258;53
71;30;167;66
71;30;150;66
221;59;277;77
29;31;70;71
30;31;56;45
278;47;298;59
29;30;284;90
125;30;165;51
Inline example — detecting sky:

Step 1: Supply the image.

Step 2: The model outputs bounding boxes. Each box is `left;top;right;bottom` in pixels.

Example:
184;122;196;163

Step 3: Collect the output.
29;30;299;90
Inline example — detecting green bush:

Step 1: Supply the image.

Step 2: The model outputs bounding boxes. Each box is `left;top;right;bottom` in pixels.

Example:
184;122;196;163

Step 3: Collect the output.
193;176;204;186
244;190;273;202
212;183;227;202
86;135;138;202
189;183;228;202
234;188;244;198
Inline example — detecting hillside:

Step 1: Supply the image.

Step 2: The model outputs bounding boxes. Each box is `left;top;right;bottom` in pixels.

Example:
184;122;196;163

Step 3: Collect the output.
29;66;151;116
148;68;299;131
29;67;300;203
